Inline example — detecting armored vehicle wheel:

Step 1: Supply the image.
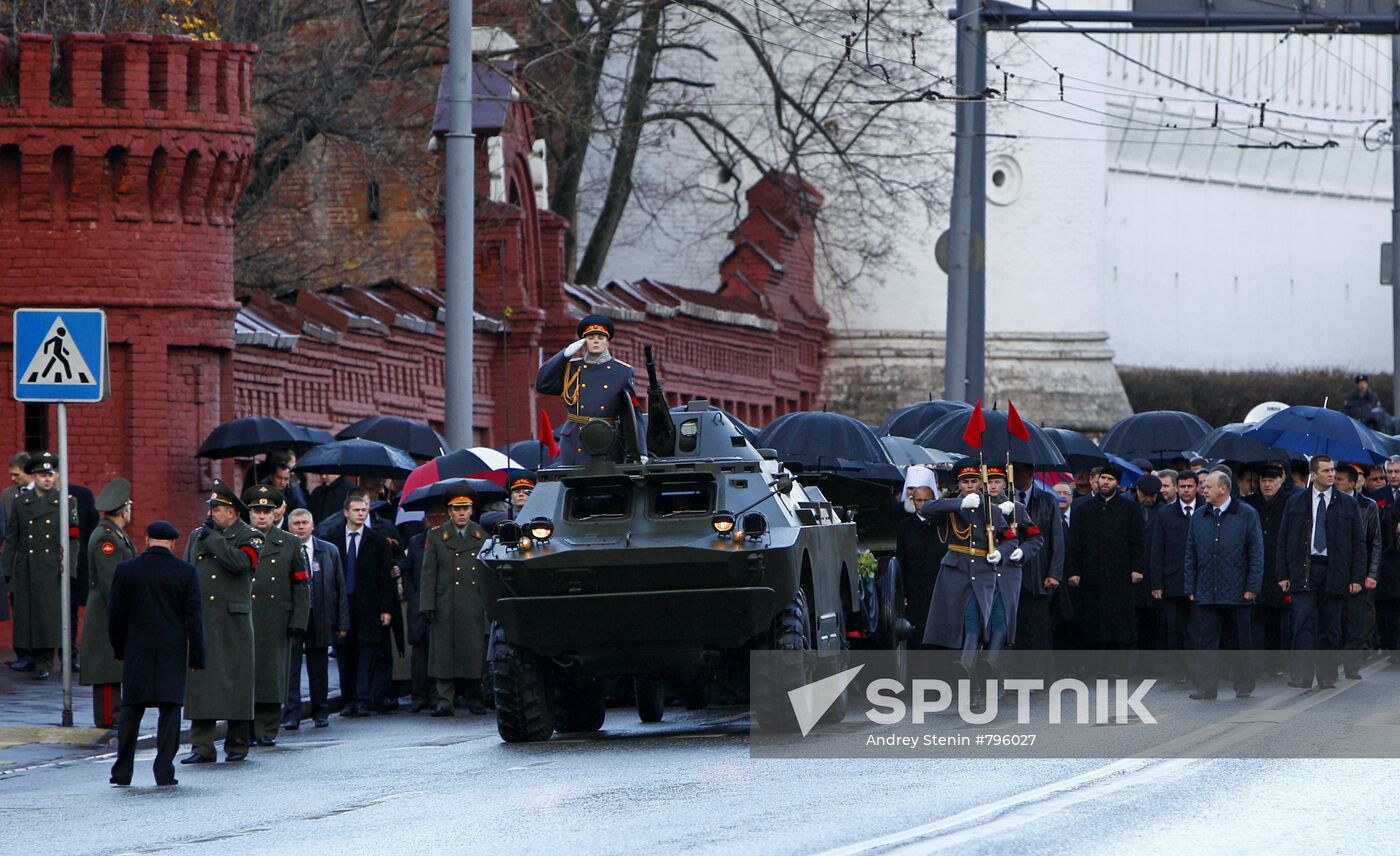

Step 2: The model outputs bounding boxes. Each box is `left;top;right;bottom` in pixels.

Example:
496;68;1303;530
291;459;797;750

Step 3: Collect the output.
751;588;812;732
491;623;555;743
635;676;666;723
555;677;607;733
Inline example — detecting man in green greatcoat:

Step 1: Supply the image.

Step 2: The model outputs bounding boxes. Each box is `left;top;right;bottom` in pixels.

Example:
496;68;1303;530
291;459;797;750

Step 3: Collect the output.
420;483;489;716
182;481;261;764
242;485;309;747
3;452;79;680
81;478;136;727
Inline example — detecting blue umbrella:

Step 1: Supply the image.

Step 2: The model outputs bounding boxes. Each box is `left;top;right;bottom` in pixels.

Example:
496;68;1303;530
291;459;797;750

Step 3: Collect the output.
755;411;903;482
1195;422;1296;465
295;438;417;478
876;400;972;439
1242;406;1391;465
399;477;506;512
1101;411;1212;463
337;415;449;461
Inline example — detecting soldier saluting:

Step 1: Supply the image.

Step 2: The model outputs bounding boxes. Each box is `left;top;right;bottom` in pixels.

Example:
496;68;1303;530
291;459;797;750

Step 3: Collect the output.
420;484;489;716
3;451;79;680
242;485;310;747
81;478;136;727
182;481;261;764
535;315;642;465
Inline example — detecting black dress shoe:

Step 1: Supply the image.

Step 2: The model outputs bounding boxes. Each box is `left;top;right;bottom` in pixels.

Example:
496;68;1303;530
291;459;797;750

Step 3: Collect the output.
313;717;329;728
156;779;179;787
429;706;454;717
1188;691;1217;700
1345;671;1362;680
109;777;130;787
8;658;34;672
1287;680;1312;689
180;753;214;765
255;736;276;747
33;670;50;680
225;754;247;762
281;721;299;731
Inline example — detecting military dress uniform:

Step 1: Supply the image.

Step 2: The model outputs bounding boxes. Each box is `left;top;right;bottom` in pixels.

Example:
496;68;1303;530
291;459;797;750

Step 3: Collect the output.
182;482;261;763
921;461;1025;671
3;452;80;678
81;479;136;727
243;486;310;745
535;315;641;466
420;487;489;714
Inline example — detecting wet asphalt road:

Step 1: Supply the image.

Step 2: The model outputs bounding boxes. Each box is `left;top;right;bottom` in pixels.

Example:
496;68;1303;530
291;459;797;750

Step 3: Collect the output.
6;662;1400;856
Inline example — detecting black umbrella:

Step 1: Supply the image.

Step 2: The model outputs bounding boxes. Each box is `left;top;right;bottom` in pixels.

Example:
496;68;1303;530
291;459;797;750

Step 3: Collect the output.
295;438;417;479
914;407;1066;468
1100;411;1212;463
876;400;972;439
754;411;903;482
197;417;329;459
337;415;449;461
495;439;558;471
399;477;507;512
1042;427;1108;472
1195;423;1295;465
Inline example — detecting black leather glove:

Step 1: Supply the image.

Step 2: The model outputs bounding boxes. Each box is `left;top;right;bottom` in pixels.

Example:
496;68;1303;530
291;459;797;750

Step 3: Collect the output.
202;516;217;534
420;610;435;625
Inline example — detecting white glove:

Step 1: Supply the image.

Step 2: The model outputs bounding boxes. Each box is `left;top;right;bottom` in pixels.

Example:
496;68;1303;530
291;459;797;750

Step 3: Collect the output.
1009;547;1024;563
960;493;981;510
565;338;587;357
998;501;1015;517
986;550;1002;565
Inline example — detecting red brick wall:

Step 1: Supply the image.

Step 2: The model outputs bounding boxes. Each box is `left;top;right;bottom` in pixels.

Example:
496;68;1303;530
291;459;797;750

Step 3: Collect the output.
0;33;255;534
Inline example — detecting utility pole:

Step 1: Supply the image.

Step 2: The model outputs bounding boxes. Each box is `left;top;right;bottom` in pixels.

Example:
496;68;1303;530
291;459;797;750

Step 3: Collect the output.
943;0;987;403
444;0;475;450
1392;34;1400;417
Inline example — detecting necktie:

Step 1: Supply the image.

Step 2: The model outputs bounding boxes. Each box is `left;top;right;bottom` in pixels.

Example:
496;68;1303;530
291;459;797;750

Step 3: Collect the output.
1314;494;1328;555
1018;491;1028;506
1214;506;1222;519
346;531;359;595
304;543;314;582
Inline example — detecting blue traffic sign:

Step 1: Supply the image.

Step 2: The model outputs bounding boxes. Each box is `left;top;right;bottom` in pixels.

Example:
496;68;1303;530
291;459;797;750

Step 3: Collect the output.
12;308;108;403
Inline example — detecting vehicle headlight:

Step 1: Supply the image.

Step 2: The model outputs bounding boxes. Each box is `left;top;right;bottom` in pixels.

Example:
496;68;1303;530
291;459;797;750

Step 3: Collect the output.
518;535;534;551
496;521;521;548
528;517;554;541
711;511;735;535
742;512;768;539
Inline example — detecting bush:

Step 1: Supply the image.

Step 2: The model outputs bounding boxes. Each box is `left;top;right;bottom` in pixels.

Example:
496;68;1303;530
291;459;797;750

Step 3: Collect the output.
1117;367;1393;427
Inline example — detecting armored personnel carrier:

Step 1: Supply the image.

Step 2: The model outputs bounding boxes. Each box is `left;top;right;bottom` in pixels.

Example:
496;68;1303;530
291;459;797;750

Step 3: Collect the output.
478;399;860;743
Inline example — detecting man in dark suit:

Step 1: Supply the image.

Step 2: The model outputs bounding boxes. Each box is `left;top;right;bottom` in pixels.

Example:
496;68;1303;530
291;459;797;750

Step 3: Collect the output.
1244;463;1295;672
1337;463;1382;678
107;521;205;787
326;490;398;716
1279;456;1366;689
1149;470;1200;677
397;507;447;712
283;508;348;728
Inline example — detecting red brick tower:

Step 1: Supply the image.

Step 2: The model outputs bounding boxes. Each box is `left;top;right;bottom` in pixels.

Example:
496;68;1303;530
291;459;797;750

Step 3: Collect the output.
0;33;256;530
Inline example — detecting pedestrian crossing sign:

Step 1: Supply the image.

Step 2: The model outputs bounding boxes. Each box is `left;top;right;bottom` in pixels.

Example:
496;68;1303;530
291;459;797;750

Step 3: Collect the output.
12;308;108;403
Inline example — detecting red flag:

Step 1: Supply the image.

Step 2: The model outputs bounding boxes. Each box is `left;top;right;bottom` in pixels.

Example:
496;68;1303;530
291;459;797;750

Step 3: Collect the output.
539;408;560;458
962;398;986;449
1007;400;1031;442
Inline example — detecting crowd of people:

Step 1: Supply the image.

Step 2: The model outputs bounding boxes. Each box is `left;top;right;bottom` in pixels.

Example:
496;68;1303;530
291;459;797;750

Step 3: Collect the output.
0;449;537;785
896;450;1400;699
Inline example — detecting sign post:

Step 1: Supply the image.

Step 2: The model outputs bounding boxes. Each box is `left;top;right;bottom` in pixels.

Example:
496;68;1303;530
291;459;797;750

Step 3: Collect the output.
12;308;108;728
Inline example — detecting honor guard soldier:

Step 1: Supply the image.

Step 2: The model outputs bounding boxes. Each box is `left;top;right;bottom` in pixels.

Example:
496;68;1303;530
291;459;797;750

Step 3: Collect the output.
3;451;79;680
182;481;261;764
419;484;489;716
535;315;642;466
81;478;136;726
242;485;310;746
921;459;1026;676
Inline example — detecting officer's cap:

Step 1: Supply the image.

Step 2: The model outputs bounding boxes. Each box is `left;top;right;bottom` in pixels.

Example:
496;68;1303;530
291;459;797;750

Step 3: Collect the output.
446;482;477;507
242;483;283;511
577;314;615;340
206;480;247;513
953;458;982;480
1258;463;1286;478
985;464;1007;480
147;520;180;540
96;478;132;513
25;451;58;475
509;471;537;492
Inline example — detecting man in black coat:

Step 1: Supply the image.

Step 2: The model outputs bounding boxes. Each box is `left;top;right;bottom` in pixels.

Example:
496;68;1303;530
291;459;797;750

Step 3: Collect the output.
283;508;349;728
326;490;399;716
396;507;446;711
1278;456;1366;689
895;485;947;651
1010;464;1065;671
1149;470;1200;676
1372;456;1400;656
1243;463;1295;672
107;521;205;787
1066;464;1147;661
1337;463;1382;678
